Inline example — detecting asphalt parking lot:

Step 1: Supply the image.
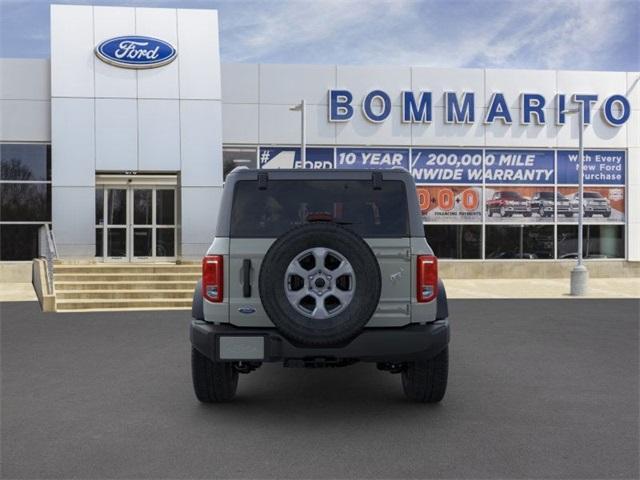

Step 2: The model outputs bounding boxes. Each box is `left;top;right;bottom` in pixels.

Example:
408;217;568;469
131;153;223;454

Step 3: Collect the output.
1;299;638;479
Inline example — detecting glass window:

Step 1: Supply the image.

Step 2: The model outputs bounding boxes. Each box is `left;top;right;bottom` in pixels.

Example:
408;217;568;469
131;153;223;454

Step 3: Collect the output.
223;148;257;179
107;189;127;225
0;144;51;181
95;228;103;257
133;228;152;257
0;224;40;260
486;225;554;259
0;183;51;221
156;228;175;257
230;180;409;238
95;188;104;226
133;189;152;225
557;225;624;259
156;190;175;225
107;228;126;257
424;225;482;259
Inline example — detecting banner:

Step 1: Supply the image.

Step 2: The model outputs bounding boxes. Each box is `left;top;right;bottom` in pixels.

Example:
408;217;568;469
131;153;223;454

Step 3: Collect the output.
417;186;482;222
485;186;555;223
557;150;625;185
259;147;334;169
411;149;483;184
484;150;554;184
557;187;625;223
335;148;409;170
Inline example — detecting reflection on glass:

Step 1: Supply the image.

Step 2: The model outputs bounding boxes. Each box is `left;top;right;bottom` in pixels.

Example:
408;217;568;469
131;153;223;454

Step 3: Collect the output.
156;190;175;225
95;188;104;225
0;183;51;221
156;228;175;257
107;228;126;257
0;144;51;181
0;224;40;260
133;190;152;225
95;228;103;257
557;225;624;259
424;225;482;259
133;228;152;257
107;189;127;225
485;225;553;259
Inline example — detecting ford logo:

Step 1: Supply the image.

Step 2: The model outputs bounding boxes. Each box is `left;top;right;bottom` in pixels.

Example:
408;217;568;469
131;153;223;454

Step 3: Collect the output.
95;36;177;69
238;306;256;315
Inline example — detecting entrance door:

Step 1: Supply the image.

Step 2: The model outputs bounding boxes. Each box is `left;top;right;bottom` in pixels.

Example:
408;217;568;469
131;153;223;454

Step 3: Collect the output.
96;181;177;262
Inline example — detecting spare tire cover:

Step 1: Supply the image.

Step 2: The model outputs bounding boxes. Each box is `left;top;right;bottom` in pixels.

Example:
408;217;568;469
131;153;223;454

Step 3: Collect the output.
259;223;381;346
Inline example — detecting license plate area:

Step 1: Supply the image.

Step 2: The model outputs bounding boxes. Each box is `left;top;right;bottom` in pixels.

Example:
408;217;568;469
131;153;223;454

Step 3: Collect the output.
218;335;265;360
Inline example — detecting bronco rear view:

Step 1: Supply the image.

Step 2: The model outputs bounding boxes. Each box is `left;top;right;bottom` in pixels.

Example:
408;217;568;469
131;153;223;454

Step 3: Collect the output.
190;169;450;403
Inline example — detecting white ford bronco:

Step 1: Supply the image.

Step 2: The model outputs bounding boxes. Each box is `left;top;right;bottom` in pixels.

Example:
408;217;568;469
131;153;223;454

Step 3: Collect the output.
190;169;450;403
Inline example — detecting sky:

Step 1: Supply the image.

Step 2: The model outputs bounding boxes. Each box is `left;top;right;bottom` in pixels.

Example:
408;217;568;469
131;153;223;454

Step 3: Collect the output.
0;0;638;71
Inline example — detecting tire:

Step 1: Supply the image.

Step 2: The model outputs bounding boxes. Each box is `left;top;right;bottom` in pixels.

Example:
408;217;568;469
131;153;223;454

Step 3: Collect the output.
523;212;532;218
565;213;573;218
487;207;493;217
259;223;381;346
604;211;611;218
191;348;238;403
402;347;449;403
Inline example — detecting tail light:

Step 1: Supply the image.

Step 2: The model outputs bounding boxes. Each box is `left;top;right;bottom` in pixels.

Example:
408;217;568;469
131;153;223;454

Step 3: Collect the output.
202;255;223;302
417;255;438;303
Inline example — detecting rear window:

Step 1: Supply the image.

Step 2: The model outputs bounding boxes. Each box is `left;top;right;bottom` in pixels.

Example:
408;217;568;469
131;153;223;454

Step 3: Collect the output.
230;179;409;238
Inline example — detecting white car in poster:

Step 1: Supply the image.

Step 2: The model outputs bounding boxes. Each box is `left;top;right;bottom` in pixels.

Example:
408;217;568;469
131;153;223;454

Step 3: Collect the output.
569;191;611;218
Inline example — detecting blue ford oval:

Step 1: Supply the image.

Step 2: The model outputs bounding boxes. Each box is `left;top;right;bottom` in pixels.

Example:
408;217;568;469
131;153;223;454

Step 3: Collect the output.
95;35;177;69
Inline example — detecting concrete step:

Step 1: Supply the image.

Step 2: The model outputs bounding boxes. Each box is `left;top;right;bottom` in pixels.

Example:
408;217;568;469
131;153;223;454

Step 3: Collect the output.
55;298;192;311
56;289;194;300
55;281;197;291
54;273;200;282
51;262;200;311
54;264;200;274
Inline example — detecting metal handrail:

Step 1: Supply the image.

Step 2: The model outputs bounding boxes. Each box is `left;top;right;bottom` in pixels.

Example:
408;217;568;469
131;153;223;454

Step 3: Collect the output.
38;224;58;294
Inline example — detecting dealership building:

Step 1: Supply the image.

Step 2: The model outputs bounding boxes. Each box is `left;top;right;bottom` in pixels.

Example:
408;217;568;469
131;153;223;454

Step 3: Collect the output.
1;4;639;275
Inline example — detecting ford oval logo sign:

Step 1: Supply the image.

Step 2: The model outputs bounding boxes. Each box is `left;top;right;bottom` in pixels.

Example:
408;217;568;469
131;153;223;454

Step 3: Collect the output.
95;36;177;69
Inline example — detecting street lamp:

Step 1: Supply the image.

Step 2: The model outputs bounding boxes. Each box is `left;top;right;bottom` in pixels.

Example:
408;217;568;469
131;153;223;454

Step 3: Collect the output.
289;100;306;169
563;104;588;295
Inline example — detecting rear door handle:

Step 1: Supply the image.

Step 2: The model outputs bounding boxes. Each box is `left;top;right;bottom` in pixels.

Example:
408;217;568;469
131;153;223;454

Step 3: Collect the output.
242;259;252;297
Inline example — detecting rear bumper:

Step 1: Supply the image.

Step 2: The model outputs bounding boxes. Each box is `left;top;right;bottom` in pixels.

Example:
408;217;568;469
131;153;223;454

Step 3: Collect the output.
190;320;450;364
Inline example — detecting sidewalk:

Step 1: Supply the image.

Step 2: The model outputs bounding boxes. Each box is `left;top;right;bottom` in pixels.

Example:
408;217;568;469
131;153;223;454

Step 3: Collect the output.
0;279;638;304
444;278;640;299
0;283;37;302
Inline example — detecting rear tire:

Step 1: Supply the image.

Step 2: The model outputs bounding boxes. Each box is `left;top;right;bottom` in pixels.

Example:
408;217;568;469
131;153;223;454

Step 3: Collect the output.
191;348;238;403
402;347;448;403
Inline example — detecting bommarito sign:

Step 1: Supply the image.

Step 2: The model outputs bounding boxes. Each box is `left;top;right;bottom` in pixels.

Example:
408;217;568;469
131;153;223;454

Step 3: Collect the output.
328;90;631;127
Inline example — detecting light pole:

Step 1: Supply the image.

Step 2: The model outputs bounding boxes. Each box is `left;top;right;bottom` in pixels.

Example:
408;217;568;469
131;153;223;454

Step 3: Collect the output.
564;104;588;295
289;100;306;169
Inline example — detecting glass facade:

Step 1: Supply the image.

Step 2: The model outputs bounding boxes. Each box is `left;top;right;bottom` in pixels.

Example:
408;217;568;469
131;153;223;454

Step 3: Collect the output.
0;144;52;260
232;146;627;261
0;143;628;262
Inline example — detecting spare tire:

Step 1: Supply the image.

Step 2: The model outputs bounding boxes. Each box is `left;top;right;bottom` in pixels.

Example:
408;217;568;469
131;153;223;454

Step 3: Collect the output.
259;223;381;346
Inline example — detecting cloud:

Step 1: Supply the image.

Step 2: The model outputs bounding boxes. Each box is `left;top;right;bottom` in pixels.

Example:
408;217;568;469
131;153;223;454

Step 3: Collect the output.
0;0;637;70
217;0;638;70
